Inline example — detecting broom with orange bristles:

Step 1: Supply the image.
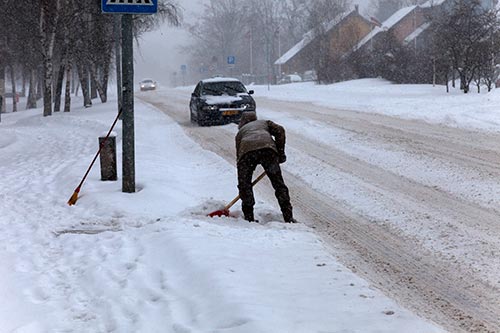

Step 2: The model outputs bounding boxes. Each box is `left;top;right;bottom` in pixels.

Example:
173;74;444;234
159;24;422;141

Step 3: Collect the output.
68;110;122;206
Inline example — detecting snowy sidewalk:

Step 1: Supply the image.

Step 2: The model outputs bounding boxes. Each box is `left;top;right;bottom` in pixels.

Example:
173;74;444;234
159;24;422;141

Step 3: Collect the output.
0;98;444;332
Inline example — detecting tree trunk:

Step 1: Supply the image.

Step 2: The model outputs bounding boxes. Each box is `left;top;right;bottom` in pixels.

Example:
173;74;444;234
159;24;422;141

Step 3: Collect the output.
54;63;65;112
9;65;17;112
90;76;98;100
22;68;26;97
101;52;111;103
71;66;76;94
36;67;43;100
42;59;53;116
40;0;61;116
90;64;107;103
26;69;37;109
459;72;468;93
77;63;92;107
64;61;71;112
0;65;6;115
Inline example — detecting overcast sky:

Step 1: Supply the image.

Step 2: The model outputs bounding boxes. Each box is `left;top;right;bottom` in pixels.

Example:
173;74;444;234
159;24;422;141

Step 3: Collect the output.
134;0;205;85
134;0;373;86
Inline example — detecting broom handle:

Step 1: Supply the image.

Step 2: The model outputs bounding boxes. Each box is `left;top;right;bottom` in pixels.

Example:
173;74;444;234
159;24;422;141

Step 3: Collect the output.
224;171;267;210
74;110;122;192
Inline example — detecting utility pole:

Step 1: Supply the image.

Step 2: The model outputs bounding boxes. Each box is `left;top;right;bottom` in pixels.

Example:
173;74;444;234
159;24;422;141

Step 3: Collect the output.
266;39;270;91
121;14;135;193
0;60;5;122
102;0;158;194
114;15;122;117
250;27;253;77
277;26;281;79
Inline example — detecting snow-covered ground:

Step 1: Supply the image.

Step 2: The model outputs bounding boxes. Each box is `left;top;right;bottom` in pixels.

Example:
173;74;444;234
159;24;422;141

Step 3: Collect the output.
0;79;474;332
251;78;500;132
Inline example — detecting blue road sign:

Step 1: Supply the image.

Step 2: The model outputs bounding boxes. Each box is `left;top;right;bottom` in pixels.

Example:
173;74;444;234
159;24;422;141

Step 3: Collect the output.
181;64;187;72
102;0;158;14
227;56;236;65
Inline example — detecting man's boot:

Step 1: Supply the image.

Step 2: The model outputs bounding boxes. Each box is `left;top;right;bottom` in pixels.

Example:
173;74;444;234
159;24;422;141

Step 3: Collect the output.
243;205;255;222
282;208;295;223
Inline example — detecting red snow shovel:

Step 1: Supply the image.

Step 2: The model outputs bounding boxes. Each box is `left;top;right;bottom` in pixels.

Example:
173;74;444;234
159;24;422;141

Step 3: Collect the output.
208;171;267;218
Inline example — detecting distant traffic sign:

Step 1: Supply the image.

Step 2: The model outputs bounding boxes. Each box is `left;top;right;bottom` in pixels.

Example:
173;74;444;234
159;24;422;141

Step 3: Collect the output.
102;0;158;14
227;56;236;65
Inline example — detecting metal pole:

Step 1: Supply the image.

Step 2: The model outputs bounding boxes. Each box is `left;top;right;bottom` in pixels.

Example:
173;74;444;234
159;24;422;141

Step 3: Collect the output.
266;39;270;91
0;65;5;122
250;28;253;76
433;58;436;87
277;27;281;79
114;15;122;116
121;14;135;193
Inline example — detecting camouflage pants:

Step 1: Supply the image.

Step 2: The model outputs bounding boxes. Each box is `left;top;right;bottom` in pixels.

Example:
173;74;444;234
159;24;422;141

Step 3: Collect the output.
237;148;293;222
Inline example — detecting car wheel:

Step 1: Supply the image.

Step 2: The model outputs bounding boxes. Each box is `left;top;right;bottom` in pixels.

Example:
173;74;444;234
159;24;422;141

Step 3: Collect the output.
197;116;208;126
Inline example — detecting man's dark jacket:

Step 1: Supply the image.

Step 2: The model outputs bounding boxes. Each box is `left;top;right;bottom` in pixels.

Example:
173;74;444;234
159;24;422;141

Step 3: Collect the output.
235;112;286;162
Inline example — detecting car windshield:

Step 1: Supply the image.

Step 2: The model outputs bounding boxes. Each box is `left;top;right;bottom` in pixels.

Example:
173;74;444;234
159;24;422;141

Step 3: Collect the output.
201;81;246;96
142;80;153;83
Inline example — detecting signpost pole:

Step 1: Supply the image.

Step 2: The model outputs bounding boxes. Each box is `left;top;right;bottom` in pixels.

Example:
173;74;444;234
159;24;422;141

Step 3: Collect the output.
102;0;158;194
114;15;122;117
121;14;135;193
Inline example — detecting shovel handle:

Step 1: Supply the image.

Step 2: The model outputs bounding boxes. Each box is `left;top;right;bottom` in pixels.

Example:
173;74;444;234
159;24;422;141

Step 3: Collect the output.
224;171;267;210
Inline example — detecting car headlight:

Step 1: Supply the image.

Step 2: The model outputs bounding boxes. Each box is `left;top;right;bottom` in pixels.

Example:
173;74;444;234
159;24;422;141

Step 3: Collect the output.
243;103;254;110
202;105;219;111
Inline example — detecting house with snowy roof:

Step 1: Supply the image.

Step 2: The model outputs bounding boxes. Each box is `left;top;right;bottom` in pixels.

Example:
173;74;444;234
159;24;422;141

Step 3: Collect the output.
353;5;430;53
274;6;374;78
356;0;497;53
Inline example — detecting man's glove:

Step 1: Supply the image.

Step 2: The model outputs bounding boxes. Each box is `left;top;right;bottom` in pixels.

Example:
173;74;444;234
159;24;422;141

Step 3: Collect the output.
279;153;287;164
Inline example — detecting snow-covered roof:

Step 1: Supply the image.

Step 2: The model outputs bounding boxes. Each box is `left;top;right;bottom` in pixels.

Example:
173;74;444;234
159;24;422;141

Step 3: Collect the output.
404;22;431;44
353;6;417;51
420;0;446;8
275;10;356;65
202;77;240;83
275;35;314;66
383;5;417;29
352;26;383;52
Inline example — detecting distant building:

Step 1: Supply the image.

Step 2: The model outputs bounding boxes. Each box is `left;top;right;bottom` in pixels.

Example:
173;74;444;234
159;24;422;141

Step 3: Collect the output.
355;0;498;54
274;6;374;78
353;5;429;53
276;0;499;84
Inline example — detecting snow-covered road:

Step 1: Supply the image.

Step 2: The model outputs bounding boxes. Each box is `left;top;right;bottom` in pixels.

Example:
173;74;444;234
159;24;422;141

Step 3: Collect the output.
0;90;445;332
140;84;500;333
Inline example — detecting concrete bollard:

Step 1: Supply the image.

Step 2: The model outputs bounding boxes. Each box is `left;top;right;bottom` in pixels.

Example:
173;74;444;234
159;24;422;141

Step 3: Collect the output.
99;133;117;181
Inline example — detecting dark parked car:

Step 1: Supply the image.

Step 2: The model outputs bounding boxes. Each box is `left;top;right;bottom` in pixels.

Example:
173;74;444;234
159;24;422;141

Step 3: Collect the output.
139;79;156;91
190;77;256;126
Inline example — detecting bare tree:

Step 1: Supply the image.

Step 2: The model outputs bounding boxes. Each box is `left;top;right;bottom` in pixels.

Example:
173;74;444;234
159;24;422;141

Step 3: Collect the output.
0;0;180;116
40;0;62;116
431;0;500;93
187;0;246;79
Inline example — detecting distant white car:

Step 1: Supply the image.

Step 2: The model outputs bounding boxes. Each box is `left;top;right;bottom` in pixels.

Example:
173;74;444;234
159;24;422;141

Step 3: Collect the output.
140;79;157;91
302;70;317;82
278;74;303;85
